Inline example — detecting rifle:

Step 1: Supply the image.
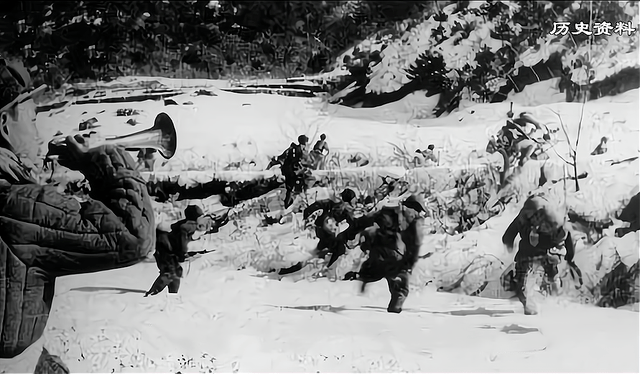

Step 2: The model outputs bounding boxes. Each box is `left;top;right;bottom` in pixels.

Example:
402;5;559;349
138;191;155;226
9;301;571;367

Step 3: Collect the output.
187;249;215;257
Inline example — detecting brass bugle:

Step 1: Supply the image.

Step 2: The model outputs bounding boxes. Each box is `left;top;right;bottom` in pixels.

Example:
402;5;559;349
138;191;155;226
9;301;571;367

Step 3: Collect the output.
46;112;178;160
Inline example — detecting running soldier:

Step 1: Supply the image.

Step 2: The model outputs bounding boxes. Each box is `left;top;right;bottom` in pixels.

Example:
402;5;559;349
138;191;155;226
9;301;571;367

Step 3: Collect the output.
145;205;204;296
277;188;359;279
502;194;582;314
349;194;426;313
269;135;314;208
310;133;329;169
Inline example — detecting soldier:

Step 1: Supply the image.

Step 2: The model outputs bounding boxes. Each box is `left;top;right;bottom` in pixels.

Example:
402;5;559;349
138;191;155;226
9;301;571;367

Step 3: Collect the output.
502;194;582;315
590;136;608;156
349;194;426;313
0;59;154;363
276;135;313;208
416;144;438;164
145;205;204;296
277;188;358;279
616;192;639;237
310;133;329;169
136;148;156;171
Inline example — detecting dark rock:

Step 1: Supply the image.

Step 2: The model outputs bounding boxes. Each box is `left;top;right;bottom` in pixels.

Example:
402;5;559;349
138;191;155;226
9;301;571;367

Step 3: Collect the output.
78;117;98;131
116;108;141;116
195;89;217;96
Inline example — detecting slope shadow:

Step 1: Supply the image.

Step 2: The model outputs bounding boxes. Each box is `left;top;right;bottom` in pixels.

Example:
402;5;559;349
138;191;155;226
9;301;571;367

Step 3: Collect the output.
500;324;540;334
480;324;540;334
434;307;515;317
70;286;147;294
269;304;514;317
360;305;515;317
268;304;351;313
267;302;518;319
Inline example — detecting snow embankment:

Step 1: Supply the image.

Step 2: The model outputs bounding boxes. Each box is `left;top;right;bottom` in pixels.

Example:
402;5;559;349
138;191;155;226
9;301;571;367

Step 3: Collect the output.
37;86;639;171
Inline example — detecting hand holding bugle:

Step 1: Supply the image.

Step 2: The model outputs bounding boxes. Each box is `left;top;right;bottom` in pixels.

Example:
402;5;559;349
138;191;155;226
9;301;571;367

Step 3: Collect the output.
45;112;178;162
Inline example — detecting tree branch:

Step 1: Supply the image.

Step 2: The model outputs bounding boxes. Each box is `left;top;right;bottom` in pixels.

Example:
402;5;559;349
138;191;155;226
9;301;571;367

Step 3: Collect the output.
547;108;575;154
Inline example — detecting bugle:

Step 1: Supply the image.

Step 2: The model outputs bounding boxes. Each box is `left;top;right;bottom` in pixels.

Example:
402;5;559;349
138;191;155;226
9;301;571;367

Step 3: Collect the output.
46;112;178;160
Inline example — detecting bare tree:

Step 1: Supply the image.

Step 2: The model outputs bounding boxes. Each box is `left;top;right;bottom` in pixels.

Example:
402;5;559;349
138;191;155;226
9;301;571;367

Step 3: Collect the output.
547;102;585;192
547;2;594;192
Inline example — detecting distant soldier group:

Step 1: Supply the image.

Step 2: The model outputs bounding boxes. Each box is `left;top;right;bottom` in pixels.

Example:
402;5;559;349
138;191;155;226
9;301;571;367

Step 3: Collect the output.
267;133;332;208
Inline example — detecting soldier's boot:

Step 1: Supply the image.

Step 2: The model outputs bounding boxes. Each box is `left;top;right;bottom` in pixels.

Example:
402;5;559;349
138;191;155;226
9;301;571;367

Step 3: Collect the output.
167;276;181;294
144;273;172;297
522;264;545;315
387;273;410;314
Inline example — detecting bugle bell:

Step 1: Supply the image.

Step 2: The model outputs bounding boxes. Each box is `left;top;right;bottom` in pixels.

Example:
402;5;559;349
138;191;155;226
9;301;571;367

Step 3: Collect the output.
46;112;178;160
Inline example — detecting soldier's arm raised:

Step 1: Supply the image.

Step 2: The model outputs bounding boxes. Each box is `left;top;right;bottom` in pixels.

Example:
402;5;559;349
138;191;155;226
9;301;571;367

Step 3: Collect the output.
402;212;424;270
502;214;521;252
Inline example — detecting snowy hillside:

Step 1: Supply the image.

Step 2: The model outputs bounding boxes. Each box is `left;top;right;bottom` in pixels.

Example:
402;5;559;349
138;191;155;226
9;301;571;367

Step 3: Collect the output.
2;78;637;373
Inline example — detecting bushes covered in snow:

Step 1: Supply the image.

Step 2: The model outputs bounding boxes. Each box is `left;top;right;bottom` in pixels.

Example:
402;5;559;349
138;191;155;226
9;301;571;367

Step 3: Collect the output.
333;0;639;114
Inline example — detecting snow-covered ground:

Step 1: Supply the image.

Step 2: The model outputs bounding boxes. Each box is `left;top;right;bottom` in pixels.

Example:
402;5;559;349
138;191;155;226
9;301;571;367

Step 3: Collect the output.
2;79;638;373
14;264;640;373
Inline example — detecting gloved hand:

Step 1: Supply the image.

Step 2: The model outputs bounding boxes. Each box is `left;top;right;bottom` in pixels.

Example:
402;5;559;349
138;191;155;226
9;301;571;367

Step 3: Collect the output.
504;243;515;253
47;133;98;170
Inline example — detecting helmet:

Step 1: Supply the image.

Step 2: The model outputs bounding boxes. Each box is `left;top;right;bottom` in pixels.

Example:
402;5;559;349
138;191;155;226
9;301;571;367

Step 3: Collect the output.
320;134;326;140
340;188;357;203
184;205;204;220
298;135;309;145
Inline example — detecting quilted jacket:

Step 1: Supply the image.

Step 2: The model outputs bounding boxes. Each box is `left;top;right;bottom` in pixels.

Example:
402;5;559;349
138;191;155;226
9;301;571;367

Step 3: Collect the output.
0;145;155;358
502;194;575;262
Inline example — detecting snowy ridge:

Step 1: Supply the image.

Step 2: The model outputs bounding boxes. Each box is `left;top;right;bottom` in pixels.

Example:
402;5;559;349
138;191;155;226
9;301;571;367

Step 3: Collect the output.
334;1;638;95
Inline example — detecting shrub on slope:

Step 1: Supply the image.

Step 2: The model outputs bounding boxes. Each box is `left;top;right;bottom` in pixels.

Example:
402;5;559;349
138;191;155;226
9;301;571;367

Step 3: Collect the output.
332;0;639;115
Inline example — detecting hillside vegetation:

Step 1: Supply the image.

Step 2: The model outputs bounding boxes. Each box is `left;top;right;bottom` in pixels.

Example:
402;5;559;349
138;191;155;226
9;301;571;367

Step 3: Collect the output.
3;1;638;116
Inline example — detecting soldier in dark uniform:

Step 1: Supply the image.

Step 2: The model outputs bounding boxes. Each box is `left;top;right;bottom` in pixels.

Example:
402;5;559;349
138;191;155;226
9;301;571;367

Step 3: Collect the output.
145;205;204;296
350;194;426;313
616;192;639;237
502;194;582;314
310;134;329;169
277;135;313;208
277;188;358;276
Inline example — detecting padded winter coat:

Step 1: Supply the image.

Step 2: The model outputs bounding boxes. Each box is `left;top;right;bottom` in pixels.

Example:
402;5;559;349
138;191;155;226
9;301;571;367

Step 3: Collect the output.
0;145;155;358
352;199;425;281
502;194;575;262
